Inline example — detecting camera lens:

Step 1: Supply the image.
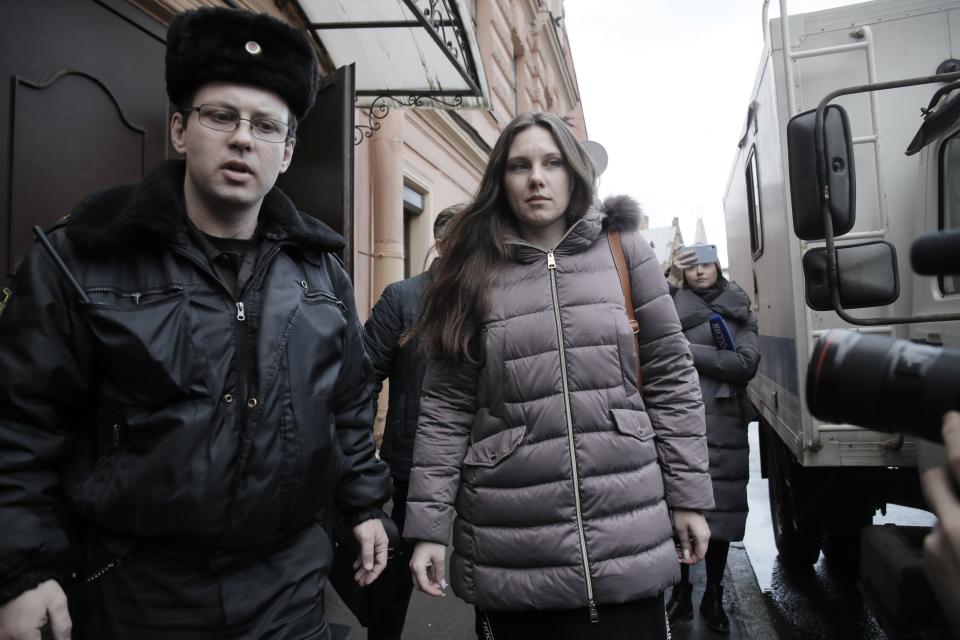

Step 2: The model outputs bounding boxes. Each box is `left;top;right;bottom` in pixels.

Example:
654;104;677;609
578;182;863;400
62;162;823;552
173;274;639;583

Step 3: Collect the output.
806;329;960;442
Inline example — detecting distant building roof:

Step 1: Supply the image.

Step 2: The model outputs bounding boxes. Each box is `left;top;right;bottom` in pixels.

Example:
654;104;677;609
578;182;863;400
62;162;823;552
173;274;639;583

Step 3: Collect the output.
641;225;684;269
694;217;708;244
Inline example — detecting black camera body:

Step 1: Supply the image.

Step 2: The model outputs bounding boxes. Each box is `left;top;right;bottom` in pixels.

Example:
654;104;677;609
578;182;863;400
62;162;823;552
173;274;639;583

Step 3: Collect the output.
805;229;960;442
807;329;960;443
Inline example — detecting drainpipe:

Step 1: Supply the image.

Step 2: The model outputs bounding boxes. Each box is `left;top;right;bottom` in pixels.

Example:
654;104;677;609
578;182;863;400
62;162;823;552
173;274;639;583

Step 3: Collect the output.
371;110;406;302
369;109;406;449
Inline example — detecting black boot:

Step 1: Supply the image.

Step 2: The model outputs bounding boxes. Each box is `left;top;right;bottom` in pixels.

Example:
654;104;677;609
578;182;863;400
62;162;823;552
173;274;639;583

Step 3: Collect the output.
700;582;730;634
665;582;693;624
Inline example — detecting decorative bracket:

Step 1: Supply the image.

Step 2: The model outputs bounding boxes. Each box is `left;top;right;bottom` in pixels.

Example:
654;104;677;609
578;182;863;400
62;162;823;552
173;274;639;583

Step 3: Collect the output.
354;94;465;145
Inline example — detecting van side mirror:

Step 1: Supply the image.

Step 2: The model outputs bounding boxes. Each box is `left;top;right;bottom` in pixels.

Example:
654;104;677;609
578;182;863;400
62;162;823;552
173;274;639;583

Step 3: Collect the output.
801;241;899;311
787;105;856;240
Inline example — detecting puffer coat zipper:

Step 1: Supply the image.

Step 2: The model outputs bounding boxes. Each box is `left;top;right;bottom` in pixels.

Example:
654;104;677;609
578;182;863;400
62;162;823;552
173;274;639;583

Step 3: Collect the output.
546;248;598;623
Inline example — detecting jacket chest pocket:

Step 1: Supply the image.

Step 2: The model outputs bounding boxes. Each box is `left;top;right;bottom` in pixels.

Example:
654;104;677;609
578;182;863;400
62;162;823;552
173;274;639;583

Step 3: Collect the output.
462;426;525;468
302;288;346;310
294;287;348;346
463;410;526;470
80;285;211;405
283;287;349;400
610;408;658;467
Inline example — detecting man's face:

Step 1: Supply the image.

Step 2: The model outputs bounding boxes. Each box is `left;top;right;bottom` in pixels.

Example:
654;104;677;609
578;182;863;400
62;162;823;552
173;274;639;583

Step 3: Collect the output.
170;82;294;217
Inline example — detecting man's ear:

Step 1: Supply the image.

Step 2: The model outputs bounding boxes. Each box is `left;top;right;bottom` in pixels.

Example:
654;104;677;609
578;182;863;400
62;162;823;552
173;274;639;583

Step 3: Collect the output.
170;111;187;154
279;137;295;174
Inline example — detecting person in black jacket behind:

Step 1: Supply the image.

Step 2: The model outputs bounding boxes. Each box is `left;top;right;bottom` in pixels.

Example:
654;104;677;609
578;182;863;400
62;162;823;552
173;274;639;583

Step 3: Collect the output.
664;246;761;634
0;8;391;640
362;204;461;640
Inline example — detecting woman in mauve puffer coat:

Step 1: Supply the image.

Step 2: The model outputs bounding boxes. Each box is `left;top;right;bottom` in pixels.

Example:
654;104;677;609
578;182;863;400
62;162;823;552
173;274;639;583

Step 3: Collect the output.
664;248;761;635
403;112;715;640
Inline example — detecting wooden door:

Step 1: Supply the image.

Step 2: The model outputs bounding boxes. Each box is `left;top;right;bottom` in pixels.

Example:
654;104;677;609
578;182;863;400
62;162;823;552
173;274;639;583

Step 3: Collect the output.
0;0;168;279
276;64;356;278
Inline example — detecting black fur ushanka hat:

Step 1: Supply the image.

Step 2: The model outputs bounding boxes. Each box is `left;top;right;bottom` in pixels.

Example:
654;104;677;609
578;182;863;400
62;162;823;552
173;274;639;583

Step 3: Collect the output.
166;7;319;120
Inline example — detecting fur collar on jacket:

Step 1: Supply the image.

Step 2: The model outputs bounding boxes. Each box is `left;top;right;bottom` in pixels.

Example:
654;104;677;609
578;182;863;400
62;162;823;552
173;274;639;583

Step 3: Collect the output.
64;160;345;253
599;194;642;234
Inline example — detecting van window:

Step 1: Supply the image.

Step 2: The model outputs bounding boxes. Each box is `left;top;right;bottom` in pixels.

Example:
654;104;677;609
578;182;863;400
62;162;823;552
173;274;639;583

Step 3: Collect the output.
939;133;960;295
745;146;763;259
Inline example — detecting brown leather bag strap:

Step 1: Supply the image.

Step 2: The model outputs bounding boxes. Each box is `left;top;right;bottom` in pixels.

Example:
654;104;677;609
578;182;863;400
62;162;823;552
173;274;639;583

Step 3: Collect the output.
607;230;643;396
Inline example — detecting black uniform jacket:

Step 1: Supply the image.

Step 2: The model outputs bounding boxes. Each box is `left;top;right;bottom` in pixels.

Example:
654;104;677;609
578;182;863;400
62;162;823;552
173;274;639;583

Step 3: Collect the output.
0;160;391;603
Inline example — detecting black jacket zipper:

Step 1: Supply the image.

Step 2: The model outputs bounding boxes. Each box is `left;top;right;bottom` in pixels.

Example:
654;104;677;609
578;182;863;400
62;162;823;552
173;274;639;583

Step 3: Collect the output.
172;240;286;540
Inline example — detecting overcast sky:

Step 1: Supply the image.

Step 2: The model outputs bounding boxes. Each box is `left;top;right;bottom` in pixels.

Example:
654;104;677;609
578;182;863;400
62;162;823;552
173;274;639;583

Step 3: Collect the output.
563;0;861;263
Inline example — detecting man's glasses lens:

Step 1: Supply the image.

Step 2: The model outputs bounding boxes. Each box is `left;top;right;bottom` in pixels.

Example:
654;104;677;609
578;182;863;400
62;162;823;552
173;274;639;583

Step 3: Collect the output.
192;105;289;143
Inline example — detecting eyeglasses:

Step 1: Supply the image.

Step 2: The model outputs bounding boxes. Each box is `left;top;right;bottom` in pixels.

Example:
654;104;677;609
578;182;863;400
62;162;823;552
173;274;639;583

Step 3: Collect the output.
183;105;292;143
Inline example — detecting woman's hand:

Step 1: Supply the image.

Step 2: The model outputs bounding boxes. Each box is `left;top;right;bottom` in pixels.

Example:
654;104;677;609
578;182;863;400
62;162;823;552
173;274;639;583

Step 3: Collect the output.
668;247;697;287
672;509;711;564
410;541;448;597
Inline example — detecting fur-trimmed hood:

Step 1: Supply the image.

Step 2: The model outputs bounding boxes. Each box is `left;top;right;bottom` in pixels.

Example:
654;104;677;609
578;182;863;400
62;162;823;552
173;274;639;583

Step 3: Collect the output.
599;194;642;233
504;194;644;263
64;159;344;253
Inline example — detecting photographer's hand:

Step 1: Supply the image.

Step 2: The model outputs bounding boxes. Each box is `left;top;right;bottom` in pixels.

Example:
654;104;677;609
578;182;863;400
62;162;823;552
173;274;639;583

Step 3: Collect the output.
921;411;960;636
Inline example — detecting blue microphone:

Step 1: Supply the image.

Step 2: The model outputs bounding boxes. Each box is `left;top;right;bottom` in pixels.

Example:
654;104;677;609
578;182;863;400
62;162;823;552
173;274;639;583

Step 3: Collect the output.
709;314;737;352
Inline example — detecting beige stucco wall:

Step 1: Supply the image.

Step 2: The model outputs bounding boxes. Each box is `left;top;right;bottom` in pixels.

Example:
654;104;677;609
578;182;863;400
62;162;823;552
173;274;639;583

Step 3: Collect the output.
355;0;589;317
353;108;487;322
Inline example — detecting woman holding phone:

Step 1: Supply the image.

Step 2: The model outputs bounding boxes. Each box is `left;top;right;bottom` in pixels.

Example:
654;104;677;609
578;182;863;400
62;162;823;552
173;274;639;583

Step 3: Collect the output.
665;246;761;634
403;112;715;639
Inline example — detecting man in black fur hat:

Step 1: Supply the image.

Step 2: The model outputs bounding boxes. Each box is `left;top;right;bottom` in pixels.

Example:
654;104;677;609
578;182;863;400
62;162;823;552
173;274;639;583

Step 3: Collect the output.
0;7;391;639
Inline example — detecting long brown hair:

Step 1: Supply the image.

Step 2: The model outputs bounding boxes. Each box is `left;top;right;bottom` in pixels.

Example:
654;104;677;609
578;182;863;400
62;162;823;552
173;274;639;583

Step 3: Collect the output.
415;112;597;363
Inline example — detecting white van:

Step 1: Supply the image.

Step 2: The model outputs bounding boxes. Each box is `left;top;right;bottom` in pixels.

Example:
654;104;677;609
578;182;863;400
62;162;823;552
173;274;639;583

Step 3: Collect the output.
723;0;960;595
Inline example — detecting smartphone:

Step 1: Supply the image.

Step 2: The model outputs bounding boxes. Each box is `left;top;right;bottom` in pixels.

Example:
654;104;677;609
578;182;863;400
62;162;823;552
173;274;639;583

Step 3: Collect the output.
679;244;718;265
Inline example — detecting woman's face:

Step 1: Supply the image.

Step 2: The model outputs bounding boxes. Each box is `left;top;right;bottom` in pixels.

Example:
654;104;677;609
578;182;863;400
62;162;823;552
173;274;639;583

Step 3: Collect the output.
684;262;719;289
503;125;572;243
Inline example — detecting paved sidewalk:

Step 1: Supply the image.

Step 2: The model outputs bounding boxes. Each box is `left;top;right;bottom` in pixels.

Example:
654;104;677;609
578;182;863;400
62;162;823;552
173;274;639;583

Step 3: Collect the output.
326;540;777;639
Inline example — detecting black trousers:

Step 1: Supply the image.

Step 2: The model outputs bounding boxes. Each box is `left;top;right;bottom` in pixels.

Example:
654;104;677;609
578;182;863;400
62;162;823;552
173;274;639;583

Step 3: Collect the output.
72;523;331;640
367;480;415;640
476;593;668;640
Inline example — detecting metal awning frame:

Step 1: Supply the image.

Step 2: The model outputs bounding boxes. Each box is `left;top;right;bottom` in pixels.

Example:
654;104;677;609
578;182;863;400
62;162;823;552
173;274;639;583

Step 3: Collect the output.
308;0;483;100
289;0;488;144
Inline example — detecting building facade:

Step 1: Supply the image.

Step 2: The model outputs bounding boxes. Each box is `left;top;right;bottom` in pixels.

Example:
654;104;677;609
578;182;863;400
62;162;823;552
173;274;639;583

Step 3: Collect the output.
641;216;685;274
1;0;587;309
354;0;588;316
